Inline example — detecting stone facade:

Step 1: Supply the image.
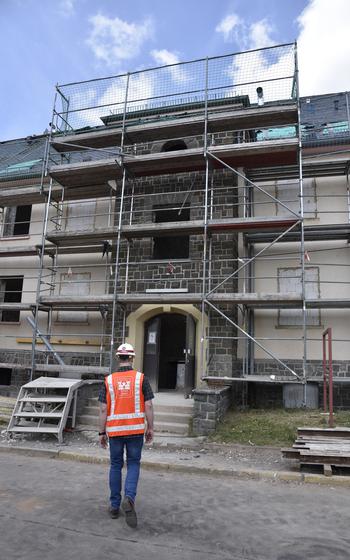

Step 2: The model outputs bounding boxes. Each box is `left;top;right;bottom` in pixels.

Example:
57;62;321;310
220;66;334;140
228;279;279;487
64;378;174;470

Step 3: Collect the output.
253;358;350;378
192;386;233;435
109;131;240;379
0;349;107;387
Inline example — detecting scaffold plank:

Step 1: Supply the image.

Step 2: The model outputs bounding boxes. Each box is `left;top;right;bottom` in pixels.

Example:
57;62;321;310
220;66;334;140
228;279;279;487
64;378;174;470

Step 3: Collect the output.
49;139;298;188
246;223;350;243
39;292;303;308
45;217;300;246
52;103;297;151
0;303;34;311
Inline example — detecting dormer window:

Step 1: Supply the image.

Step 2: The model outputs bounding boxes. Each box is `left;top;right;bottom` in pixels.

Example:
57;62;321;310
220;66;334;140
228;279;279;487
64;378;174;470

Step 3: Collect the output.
161;140;187;152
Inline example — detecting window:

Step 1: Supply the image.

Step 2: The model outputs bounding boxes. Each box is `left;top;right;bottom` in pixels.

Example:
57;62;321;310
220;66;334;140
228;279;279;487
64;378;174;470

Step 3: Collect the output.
153;205;190;260
161;140;187;152
65;201;96;231
0;277;23;323
57;272;90;323
278;267;320;327
0;368;12;385
276;179;316;218
2;206;32;237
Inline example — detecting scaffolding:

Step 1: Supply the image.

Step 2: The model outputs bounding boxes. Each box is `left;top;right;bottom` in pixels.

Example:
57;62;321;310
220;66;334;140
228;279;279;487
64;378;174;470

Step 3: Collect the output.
1;43;350;398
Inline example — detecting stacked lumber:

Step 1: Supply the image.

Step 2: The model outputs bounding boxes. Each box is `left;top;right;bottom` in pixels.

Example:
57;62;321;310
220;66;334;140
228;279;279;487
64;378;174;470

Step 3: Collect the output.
282;427;350;476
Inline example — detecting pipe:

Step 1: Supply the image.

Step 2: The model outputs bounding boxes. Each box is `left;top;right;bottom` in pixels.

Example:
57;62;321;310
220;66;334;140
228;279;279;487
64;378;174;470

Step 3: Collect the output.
27;316;65;366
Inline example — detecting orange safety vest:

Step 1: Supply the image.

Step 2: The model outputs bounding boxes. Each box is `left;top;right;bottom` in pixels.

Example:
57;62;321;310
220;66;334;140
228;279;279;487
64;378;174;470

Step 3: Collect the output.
105;369;145;437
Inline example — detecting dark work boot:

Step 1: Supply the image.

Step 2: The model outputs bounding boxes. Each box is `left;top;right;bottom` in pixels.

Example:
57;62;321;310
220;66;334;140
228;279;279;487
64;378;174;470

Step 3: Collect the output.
122;496;137;528
109;507;120;519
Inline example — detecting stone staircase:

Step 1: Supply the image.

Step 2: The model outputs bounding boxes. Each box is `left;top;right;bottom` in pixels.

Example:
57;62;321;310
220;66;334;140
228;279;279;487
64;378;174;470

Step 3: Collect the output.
77;392;194;436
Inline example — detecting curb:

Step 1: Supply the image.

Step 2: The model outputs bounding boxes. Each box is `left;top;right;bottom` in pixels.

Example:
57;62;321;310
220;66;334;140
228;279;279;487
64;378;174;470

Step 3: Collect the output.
2;444;350;486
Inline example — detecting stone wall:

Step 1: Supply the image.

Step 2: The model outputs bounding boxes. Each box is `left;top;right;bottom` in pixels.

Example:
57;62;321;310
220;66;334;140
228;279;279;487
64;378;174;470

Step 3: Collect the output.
0;349;108;387
253;358;350;379
192;386;233;435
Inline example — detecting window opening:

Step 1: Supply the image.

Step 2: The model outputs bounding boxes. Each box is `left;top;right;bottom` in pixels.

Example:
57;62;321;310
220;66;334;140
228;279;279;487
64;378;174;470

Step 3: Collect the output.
161;140;187;152
0;277;23;322
153;204;190;260
276;179;316;218
2;206;32;237
0;368;12;386
65;201;96;231
278;267;320;327
57;272;90;323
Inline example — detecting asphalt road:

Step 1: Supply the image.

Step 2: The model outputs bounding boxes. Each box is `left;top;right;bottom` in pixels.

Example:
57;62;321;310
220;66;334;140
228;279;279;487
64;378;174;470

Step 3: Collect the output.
1;452;350;560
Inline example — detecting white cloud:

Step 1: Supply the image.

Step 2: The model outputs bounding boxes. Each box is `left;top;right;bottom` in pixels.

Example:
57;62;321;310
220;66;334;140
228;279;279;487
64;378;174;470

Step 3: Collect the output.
297;0;350;95
151;49;187;83
227;47;294;104
64;72;156;129
151;49;180;66
249;19;275;49
215;14;242;42
58;0;75;17
216;14;275;50
86;14;154;67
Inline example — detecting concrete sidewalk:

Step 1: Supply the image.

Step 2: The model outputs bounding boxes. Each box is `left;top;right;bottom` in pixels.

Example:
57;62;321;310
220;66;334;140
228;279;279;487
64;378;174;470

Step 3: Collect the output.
1;428;350;486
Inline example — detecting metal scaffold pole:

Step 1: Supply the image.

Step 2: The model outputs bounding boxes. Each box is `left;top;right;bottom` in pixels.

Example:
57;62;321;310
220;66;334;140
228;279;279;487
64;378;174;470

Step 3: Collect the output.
295;42;308;404
109;73;130;372
30;91;60;381
30;179;54;381
200;58;210;379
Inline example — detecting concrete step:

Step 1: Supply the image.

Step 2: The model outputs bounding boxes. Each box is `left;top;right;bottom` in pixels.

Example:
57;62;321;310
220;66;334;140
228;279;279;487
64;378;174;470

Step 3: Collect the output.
85;397;194;415
76;419;189;435
79;410;191;424
79;395;193;436
82;405;194;418
154;411;191;424
154;421;188;435
154;404;194;414
78;414;99;427
82;404;99;415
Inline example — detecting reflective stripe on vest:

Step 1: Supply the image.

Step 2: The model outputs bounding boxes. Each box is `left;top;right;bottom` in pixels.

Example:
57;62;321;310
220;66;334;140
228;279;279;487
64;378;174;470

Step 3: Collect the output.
105;370;145;436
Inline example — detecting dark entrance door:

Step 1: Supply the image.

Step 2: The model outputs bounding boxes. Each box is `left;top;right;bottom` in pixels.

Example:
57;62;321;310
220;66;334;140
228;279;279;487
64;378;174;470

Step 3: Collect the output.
143;315;161;392
143;313;193;393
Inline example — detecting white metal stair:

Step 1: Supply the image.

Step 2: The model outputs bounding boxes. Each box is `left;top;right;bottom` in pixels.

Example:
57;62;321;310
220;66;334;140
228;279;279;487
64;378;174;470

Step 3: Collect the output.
7;377;82;443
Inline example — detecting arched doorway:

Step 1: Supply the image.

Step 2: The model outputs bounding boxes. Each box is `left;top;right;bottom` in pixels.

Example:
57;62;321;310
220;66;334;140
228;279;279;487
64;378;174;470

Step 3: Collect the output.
143;313;196;395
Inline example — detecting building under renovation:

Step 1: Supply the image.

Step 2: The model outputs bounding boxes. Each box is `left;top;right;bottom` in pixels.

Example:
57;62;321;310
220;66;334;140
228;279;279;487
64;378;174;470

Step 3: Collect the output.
1;43;350;434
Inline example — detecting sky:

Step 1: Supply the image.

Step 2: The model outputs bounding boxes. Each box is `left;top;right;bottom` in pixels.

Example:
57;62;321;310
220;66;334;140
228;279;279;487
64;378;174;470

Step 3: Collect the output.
1;0;350;141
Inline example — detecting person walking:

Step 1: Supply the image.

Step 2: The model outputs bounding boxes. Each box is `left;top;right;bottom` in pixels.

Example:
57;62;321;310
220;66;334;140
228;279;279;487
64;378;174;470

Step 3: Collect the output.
98;342;154;528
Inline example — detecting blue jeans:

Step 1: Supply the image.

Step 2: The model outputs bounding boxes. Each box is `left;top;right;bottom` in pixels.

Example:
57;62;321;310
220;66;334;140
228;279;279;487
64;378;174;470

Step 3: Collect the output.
109;435;144;509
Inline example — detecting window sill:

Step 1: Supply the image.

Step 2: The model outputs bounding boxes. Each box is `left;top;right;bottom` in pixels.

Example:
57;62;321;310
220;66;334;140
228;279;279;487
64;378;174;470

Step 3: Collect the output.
275;325;323;330
0;235;30;242
0;321;21;325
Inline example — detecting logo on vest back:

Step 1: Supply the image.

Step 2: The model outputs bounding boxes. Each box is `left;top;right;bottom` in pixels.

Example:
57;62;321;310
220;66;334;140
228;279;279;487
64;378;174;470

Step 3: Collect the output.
118;380;131;391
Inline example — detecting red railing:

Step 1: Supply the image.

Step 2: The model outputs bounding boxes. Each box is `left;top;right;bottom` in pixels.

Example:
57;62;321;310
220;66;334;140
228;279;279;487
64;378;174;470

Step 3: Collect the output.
322;328;334;428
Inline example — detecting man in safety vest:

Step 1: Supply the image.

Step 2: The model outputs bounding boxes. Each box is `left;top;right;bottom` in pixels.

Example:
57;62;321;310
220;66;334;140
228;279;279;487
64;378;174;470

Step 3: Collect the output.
98;342;154;527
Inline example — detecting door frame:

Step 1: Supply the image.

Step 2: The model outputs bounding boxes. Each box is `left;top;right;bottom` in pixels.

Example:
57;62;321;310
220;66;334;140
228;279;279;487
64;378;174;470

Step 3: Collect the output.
126;304;208;390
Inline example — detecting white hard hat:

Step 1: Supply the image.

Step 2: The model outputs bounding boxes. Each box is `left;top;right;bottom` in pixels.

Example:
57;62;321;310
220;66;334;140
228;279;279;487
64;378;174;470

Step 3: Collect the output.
116;343;135;356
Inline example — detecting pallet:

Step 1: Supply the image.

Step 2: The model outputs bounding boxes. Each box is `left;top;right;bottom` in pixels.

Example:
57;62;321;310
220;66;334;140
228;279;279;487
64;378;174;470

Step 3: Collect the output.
282;427;350;476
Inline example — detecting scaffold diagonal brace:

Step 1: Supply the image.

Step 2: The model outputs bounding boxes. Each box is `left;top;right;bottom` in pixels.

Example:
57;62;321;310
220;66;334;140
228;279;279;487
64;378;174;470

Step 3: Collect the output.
204;299;302;380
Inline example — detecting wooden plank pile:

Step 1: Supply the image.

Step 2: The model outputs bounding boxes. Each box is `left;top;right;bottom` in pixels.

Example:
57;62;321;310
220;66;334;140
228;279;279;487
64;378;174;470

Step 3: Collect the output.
282;427;350;476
